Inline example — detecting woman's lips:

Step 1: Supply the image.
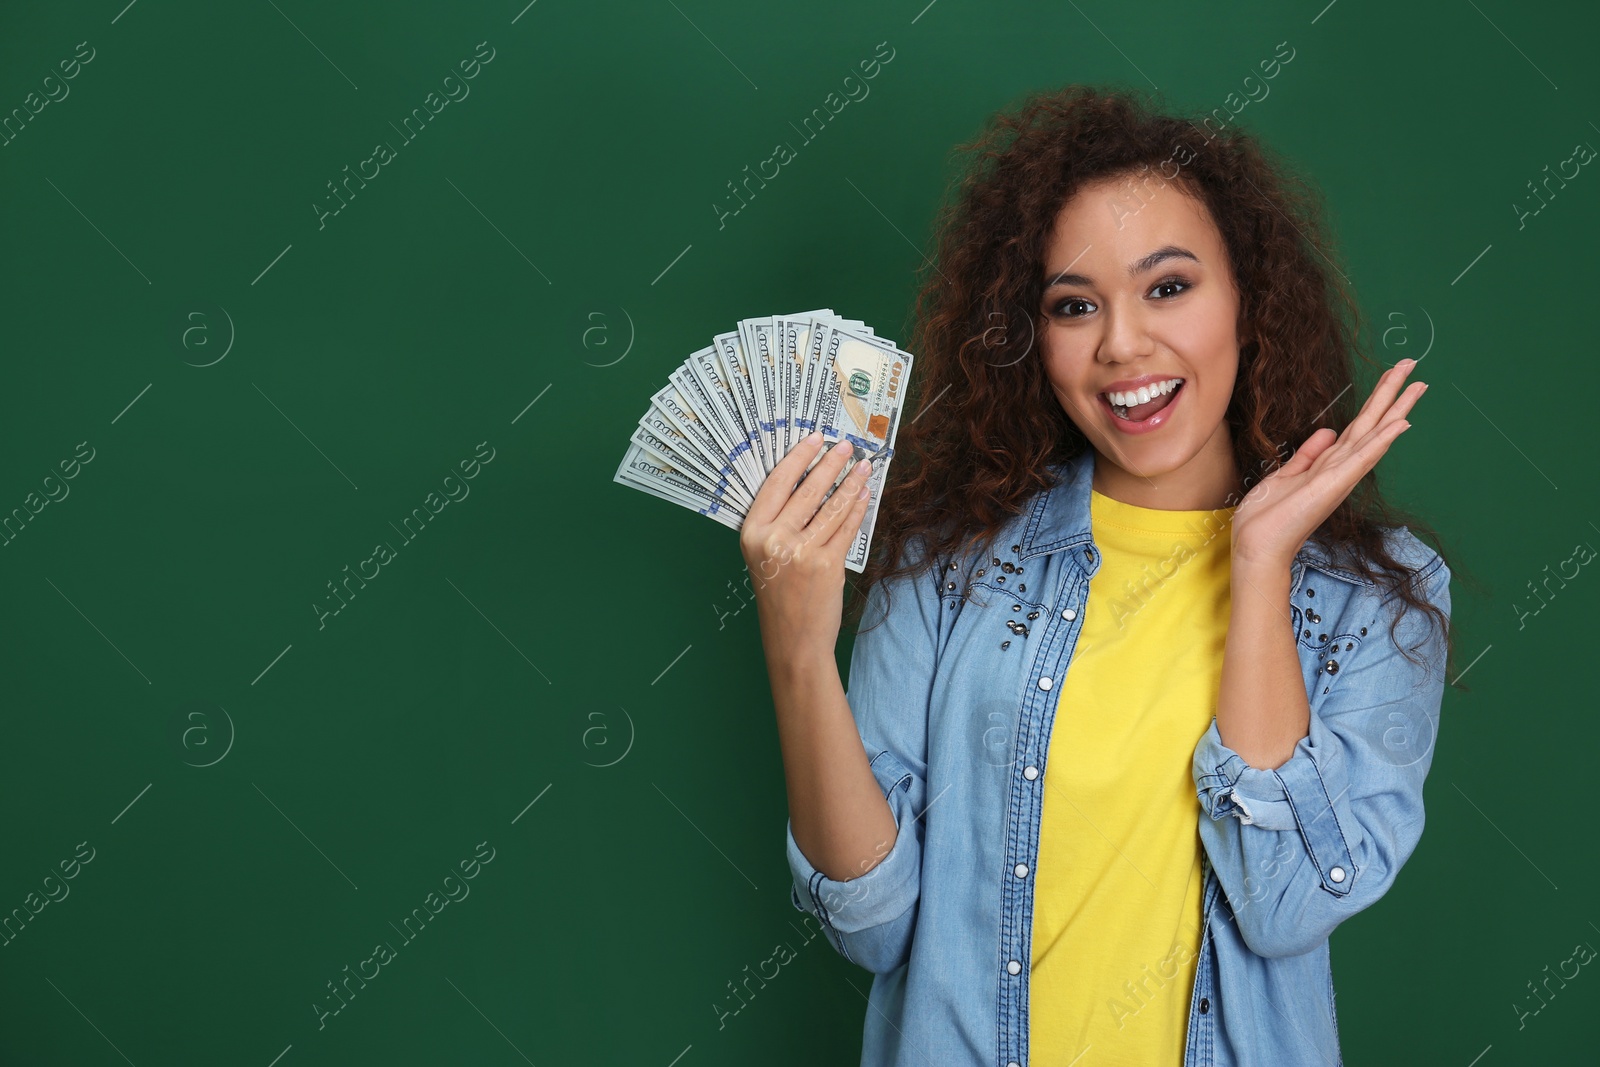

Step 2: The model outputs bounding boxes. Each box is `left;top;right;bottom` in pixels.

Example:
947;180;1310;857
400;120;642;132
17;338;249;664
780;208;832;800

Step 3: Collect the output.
1099;381;1185;435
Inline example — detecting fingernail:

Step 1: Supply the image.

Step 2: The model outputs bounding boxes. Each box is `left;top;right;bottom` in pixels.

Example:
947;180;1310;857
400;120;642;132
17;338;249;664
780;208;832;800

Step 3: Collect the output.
807;431;823;446
1399;358;1416;369
832;439;851;454
857;485;870;500
854;459;871;476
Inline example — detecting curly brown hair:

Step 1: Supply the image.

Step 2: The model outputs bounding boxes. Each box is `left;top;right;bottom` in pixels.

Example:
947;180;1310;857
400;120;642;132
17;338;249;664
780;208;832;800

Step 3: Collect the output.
852;83;1465;687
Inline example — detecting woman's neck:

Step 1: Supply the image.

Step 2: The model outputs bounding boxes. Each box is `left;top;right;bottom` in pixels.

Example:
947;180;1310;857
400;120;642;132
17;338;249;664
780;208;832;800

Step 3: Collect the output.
1090;432;1242;511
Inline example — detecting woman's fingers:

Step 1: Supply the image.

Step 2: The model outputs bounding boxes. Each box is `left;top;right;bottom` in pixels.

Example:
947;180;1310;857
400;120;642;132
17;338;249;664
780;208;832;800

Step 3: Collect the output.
1275;427;1337;479
1351;408;1414;469
823;471;874;553
1343;359;1422;446
777;438;857;530
1306;362;1425;491
808;458;873;546
1331;372;1426;470
1371;379;1426;434
1234;364;1426;565
746;431;828;527
1304;377;1424;512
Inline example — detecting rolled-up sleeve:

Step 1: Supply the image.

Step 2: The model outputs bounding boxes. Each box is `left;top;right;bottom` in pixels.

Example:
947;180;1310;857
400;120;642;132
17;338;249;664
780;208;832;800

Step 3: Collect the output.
784;541;940;975
1194;551;1451;959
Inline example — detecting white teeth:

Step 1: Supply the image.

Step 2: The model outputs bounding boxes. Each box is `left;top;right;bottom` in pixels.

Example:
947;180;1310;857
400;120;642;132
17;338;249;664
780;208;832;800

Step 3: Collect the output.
1104;378;1182;409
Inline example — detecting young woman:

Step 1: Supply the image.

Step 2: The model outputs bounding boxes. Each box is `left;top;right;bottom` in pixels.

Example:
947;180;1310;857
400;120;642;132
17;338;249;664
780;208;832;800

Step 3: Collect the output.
740;85;1458;1067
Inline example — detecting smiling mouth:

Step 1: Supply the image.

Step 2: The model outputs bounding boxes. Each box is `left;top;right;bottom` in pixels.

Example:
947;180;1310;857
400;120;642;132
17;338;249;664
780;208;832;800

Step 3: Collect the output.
1102;379;1185;422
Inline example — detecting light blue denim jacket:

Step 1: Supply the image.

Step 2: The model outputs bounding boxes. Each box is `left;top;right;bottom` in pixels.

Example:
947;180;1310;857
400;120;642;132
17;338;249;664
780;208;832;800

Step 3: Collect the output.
786;448;1452;1067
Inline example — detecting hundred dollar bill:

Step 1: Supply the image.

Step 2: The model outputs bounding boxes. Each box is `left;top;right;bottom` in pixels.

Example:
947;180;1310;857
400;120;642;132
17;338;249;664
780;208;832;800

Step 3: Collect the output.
811;324;912;571
817;330;909;444
614;442;745;529
710;328;771;474
774;308;833;455
795;312;835;453
629;422;754;512
794;312;876;453
615;311;911;572
741;316;780;468
643;383;759;503
636;388;755;508
774;312;809;455
672;352;765;492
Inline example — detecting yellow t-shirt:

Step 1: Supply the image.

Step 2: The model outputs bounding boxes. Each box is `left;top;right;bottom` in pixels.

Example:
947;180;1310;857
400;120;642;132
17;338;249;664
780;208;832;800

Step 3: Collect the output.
1029;487;1235;1066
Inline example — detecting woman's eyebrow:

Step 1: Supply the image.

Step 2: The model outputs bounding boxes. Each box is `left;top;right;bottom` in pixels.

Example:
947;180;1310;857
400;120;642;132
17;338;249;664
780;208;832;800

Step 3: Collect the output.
1043;245;1200;288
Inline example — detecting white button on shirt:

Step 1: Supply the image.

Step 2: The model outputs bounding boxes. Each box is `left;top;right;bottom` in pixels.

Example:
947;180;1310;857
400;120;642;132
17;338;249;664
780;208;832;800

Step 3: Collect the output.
1023;765;1039;780
1061;608;1077;621
1330;866;1346;883
1014;863;1029;878
1038;676;1053;690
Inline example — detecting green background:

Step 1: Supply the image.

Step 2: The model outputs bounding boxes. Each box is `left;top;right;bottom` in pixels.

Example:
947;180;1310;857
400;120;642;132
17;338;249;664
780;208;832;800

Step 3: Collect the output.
1;0;1594;1063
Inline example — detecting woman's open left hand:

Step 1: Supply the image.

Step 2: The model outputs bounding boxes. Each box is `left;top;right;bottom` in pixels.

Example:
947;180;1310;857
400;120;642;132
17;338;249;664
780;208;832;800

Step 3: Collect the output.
1230;358;1428;571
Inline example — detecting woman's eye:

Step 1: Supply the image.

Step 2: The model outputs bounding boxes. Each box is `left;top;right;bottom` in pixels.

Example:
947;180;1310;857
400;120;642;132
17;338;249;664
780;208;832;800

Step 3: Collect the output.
1051;279;1189;318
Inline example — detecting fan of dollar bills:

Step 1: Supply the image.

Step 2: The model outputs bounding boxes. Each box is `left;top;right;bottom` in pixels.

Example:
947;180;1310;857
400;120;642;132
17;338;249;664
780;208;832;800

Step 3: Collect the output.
614;309;913;573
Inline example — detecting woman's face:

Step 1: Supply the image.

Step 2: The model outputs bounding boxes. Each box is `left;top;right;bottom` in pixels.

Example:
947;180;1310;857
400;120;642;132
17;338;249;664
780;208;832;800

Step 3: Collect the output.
1037;173;1245;508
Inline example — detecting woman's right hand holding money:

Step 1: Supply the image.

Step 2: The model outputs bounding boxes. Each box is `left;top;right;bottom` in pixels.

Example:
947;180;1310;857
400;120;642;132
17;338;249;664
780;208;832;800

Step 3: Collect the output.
740;432;874;671
745;433;900;887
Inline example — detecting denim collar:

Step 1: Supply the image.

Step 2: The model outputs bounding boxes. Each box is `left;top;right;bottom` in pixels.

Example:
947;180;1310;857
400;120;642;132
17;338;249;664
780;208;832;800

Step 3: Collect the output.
1014;449;1370;587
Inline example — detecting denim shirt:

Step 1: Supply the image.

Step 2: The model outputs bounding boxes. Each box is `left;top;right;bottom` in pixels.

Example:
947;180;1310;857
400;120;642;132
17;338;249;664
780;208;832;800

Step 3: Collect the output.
785;448;1452;1067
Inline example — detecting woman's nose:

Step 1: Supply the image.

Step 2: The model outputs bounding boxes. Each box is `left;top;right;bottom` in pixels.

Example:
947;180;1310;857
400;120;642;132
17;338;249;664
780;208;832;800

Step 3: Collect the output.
1096;302;1156;363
